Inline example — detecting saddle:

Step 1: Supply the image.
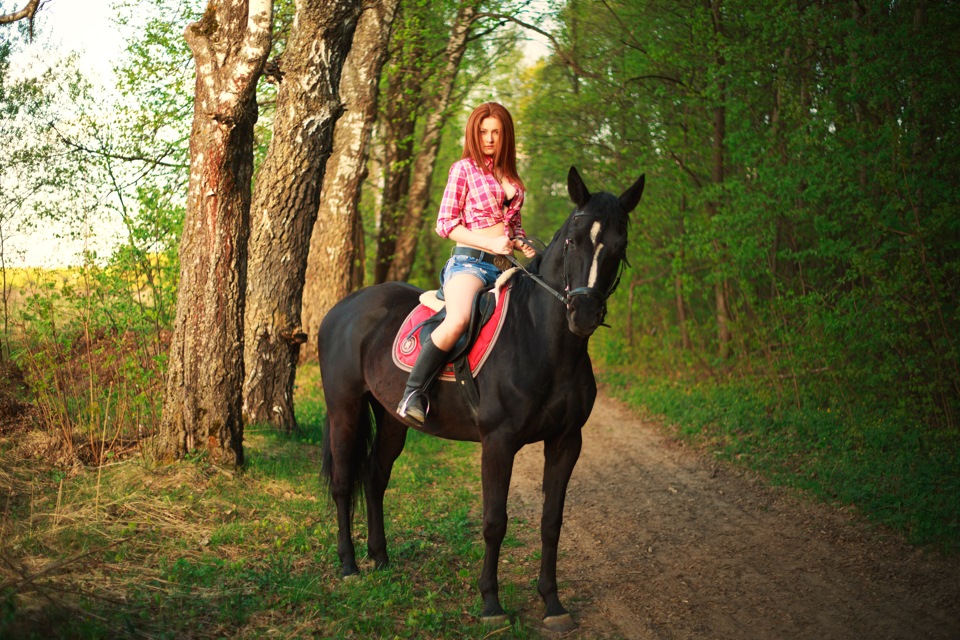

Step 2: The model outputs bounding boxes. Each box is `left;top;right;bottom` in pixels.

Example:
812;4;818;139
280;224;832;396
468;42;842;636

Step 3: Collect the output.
392;269;517;421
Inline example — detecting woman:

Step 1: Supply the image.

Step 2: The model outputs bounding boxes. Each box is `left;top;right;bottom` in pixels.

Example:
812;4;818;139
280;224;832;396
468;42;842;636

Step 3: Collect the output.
398;102;537;425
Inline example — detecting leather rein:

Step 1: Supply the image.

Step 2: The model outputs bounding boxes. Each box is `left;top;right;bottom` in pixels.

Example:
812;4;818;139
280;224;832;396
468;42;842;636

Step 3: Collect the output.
507;227;625;327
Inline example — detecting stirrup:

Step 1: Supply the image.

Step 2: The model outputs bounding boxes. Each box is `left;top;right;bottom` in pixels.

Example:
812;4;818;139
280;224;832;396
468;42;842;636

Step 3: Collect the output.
397;389;429;423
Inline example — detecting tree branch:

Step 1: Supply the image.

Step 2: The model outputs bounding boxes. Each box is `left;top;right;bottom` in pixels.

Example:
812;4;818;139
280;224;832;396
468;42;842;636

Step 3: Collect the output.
50;124;188;169
0;0;40;26
627;74;688;88
474;11;600;79
599;0;647;55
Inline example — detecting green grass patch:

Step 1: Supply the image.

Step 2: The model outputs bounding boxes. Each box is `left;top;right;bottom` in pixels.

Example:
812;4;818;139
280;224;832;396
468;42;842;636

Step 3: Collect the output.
600;369;960;553
0;365;545;638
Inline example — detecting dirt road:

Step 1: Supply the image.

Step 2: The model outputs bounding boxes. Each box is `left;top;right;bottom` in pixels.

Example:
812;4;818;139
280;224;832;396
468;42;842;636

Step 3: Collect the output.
504;393;960;639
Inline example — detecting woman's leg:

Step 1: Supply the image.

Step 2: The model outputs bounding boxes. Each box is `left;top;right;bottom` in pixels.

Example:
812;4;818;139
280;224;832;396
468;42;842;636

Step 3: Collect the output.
396;272;485;424
431;273;486;350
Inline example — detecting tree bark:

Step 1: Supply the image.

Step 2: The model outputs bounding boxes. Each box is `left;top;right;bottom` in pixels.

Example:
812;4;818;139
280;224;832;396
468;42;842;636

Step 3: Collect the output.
300;0;399;351
0;0;39;25
385;1;477;282
241;0;361;432
704;0;731;359
372;2;427;284
158;0;273;465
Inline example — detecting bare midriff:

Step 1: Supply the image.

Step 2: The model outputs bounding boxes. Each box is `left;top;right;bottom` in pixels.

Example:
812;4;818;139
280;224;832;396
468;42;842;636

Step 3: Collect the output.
456;222;505;250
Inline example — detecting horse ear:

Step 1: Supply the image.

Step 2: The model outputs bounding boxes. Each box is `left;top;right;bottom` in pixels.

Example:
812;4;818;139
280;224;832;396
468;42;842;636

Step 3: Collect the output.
619;174;645;214
567;166;590;208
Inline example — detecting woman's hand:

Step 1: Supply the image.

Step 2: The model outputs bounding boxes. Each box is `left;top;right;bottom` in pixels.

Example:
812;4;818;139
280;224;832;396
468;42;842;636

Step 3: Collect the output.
513;237;537;259
486;235;514;255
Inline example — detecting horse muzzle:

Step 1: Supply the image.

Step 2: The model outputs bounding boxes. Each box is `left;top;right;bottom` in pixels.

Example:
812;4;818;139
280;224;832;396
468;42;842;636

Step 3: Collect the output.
566;289;607;337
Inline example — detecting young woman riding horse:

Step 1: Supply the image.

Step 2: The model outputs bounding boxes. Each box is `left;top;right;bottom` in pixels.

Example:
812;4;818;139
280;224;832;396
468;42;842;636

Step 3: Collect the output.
318;160;645;631
396;102;537;425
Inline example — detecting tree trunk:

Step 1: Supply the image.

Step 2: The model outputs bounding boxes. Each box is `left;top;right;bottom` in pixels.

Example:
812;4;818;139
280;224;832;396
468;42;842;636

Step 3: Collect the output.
704;0;731;360
676;193;692;350
386;1;477;282
242;0;361;432
301;0;399;352
373;5;427;284
158;0;273;465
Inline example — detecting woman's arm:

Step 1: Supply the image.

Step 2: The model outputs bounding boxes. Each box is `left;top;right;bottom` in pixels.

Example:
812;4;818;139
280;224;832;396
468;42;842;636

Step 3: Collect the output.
436;162;469;238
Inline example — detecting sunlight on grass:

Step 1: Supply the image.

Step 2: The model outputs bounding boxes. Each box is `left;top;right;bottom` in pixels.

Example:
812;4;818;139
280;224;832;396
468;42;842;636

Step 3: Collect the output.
0;364;546;639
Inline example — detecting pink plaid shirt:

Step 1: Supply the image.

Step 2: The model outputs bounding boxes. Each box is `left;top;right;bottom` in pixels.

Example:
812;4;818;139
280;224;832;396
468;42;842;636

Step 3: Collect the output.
435;157;525;239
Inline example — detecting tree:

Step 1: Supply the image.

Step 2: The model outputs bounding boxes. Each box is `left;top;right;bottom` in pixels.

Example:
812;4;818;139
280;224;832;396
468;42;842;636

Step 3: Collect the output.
384;0;477;282
372;0;525;285
158;0;272;465
241;0;362;432
300;0;400;352
0;0;39;27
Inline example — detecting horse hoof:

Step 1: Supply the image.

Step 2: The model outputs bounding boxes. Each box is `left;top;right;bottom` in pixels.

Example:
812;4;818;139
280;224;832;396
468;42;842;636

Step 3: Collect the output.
481;614;509;626
342;573;361;582
542;613;577;633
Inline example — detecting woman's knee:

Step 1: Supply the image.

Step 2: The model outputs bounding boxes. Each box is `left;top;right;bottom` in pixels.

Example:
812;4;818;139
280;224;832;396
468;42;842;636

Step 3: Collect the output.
441;314;470;335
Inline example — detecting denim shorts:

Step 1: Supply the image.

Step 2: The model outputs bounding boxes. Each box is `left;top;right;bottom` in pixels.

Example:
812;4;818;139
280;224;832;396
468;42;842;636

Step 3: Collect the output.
440;254;501;288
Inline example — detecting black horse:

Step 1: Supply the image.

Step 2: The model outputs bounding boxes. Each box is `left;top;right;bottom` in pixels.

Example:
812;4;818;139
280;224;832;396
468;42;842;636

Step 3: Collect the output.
318;167;645;632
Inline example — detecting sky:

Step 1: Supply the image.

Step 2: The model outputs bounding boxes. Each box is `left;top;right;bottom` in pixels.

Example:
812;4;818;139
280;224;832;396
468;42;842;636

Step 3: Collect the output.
43;0;123;70
5;0;125;267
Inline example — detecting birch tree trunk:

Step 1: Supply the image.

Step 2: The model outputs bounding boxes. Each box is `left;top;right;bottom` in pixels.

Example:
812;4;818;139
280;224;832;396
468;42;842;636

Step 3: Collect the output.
242;0;361;432
386;1;477;282
301;0;399;350
158;0;273;465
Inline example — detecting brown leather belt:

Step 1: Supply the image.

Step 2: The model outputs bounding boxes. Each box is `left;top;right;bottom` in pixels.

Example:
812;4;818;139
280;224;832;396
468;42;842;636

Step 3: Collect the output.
451;247;511;271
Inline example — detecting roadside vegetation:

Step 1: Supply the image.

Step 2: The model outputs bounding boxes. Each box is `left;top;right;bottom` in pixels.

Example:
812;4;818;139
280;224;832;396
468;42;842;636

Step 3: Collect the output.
1;363;545;639
598;367;960;553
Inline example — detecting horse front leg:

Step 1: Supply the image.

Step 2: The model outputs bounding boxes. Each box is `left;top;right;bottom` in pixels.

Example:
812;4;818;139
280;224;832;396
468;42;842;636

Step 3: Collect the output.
538;428;582;632
478;435;516;622
365;410;408;569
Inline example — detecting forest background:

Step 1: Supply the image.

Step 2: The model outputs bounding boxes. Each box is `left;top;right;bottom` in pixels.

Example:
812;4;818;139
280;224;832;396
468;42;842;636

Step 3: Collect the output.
0;0;958;634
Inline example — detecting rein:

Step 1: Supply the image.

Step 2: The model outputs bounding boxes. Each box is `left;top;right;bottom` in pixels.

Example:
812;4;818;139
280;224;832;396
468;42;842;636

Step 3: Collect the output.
508;232;625;327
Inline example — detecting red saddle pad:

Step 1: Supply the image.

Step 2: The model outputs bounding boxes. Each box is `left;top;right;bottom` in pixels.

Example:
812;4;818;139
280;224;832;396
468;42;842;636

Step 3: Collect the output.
391;285;512;381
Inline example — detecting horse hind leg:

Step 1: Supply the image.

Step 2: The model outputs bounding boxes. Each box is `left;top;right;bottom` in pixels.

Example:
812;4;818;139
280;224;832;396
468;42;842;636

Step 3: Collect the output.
364;403;409;569
321;395;374;578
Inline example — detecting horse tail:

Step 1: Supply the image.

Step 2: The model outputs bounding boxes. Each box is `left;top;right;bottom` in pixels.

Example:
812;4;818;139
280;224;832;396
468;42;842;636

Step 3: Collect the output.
320;398;374;516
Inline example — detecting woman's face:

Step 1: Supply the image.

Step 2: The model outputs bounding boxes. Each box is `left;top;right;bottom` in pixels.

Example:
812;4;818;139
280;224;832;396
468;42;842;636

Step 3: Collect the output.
478;116;502;157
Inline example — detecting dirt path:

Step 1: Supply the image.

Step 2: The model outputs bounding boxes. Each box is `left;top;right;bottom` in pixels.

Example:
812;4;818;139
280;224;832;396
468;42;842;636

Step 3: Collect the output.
504;393;960;639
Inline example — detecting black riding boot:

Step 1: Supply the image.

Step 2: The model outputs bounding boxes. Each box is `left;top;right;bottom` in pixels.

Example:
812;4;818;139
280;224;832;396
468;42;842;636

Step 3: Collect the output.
397;335;451;425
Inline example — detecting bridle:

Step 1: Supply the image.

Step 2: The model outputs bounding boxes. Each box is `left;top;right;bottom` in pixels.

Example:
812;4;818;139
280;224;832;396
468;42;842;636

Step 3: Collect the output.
507;211;626;327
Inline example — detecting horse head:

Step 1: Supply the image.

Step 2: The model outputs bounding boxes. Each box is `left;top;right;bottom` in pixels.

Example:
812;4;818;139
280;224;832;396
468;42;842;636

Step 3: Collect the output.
557;167;645;338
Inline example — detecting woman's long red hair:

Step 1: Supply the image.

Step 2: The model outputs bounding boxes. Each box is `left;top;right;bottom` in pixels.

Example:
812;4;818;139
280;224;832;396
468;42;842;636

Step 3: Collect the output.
461;102;524;188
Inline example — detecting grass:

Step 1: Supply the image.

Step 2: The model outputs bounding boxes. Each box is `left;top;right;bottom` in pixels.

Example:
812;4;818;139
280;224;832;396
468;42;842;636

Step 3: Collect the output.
0;364;547;639
599;368;960;553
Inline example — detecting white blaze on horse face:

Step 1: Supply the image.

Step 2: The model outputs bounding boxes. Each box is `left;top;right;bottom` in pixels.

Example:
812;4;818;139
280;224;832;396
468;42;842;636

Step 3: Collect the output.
588;221;603;288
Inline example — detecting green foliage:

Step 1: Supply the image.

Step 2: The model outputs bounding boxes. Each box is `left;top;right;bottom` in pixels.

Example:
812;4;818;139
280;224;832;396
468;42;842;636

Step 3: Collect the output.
513;0;960;550
11;241;176;464
524;0;960;431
